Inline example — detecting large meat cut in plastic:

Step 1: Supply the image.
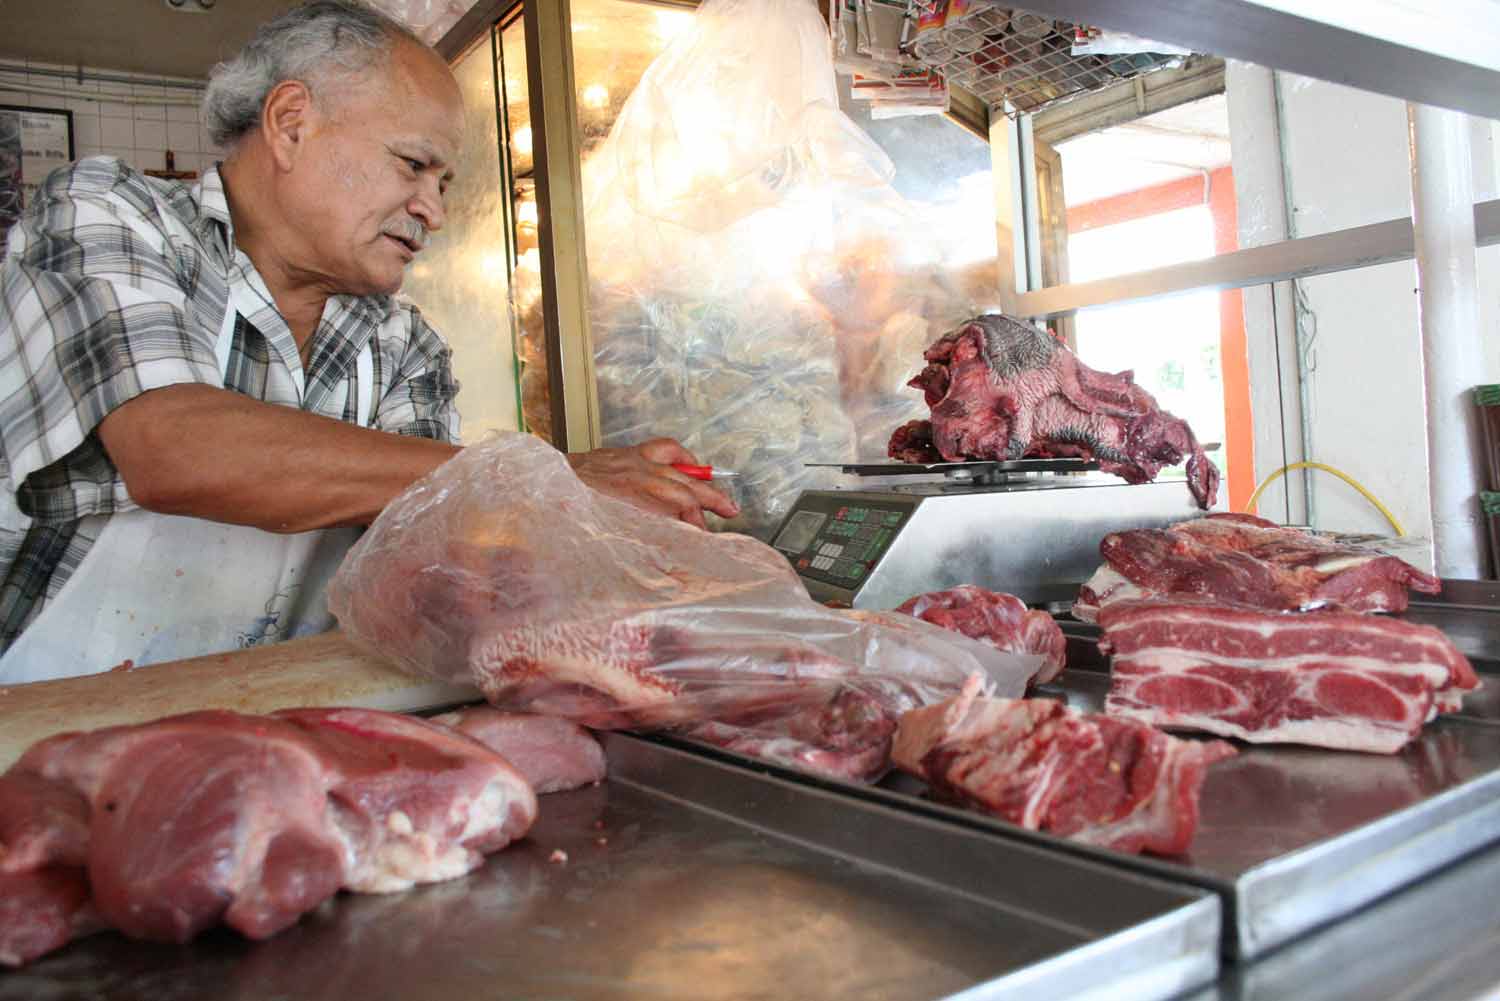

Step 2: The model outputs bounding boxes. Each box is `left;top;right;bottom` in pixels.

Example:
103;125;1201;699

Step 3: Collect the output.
892;678;1235;856
328;435;1040;782
1073;513;1441;622
1098;599;1480;753
894;585;1067;685
520;0;876;539
888;314;1219;509
0;708;537;967
515;0;1004;538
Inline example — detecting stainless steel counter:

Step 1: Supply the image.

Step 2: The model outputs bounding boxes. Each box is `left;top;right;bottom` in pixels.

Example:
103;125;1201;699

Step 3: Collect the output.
1044;662;1500;959
1188;838;1500;1001
724;605;1500;964
654;584;1500;965
0;734;1218;1001
6;584;1498;997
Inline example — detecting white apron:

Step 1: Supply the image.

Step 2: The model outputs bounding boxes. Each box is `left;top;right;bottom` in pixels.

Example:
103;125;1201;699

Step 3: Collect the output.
0;294;375;683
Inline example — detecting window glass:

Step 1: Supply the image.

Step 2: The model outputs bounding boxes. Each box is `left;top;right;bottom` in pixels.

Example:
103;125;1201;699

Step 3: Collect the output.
401;34;518;440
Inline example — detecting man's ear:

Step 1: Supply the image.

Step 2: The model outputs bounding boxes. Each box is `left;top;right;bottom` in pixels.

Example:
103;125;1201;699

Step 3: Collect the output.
260;80;315;172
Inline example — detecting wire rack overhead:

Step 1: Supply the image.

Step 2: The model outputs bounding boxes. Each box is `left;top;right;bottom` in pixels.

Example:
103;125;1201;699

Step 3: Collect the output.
908;5;1191;117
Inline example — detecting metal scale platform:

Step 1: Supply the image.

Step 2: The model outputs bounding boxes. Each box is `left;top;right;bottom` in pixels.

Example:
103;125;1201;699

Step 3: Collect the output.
770;459;1206;609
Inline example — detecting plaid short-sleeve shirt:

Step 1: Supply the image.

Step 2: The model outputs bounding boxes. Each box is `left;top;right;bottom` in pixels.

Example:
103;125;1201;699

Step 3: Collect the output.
0;156;462;652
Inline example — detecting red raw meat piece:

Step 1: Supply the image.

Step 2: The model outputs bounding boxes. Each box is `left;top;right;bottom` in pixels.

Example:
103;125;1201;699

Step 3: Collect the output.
895;585;1067;685
1075;513;1441;622
1097;599;1480;753
431;706;607;793
0;770;90;874
683;685;903;782
892;677;1234;855
0;708;537;967
887;315;1218;508
0;868;99;968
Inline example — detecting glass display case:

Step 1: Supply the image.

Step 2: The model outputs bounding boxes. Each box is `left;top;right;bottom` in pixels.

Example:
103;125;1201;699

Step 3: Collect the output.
429;0;1500;566
399;30;518;441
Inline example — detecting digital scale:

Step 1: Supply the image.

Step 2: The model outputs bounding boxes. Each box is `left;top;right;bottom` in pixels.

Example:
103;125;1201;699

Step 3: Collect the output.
769;459;1208;609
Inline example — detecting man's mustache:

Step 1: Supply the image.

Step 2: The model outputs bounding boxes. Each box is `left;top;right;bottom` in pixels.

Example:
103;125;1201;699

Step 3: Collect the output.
382;219;428;252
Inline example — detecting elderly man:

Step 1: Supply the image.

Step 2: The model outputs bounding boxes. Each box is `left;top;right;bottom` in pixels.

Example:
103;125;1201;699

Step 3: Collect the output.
0;1;736;681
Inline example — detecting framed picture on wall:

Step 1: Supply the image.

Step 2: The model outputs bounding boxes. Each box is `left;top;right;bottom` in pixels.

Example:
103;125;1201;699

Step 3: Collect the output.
0;104;74;250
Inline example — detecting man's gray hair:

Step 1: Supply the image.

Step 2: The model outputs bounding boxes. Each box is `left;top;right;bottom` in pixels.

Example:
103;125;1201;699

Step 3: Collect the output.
202;1;423;149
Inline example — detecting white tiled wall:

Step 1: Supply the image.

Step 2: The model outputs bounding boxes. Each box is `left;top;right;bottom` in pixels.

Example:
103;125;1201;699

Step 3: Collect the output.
0;59;223;178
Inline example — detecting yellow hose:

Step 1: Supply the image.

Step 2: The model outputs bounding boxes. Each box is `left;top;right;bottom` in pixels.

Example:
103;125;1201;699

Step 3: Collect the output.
1244;461;1406;537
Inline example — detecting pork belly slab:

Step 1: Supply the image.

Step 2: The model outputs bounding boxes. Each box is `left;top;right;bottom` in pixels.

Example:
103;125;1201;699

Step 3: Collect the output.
893;679;1234;856
1074;513;1441;622
0;708;537;967
894;585;1068;685
431;706;607;793
1098;600;1480;753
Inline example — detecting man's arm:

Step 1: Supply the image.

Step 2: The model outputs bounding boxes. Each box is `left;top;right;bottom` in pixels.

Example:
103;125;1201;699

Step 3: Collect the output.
100;388;740;532
98;384;458;532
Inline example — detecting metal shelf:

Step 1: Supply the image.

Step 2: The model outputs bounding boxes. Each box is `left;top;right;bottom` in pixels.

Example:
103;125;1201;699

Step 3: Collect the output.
996;0;1500;121
906;6;1191;117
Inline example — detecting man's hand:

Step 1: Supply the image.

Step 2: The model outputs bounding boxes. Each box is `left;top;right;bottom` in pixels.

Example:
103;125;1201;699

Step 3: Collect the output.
566;438;740;529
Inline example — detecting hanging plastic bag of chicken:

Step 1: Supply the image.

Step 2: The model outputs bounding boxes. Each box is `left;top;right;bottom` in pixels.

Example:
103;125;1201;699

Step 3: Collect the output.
520;0;907;538
328;435;1041;781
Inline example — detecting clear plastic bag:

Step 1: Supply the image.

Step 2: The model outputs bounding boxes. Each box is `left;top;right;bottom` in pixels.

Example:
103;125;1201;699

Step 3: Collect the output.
364;0;475;44
519;0;1001;526
546;0;896;538
804;221;997;458
328;434;1039;779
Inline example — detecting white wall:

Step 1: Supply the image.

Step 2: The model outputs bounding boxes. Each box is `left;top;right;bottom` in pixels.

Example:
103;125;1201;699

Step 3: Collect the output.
1477;118;1500;410
1228;67;1500;555
0;59;222;179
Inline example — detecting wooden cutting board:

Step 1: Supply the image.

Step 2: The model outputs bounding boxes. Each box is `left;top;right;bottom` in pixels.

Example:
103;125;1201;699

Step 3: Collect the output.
0;630;481;769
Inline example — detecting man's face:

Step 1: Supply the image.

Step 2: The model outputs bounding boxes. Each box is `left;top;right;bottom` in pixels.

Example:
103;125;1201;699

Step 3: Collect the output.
289;42;463;296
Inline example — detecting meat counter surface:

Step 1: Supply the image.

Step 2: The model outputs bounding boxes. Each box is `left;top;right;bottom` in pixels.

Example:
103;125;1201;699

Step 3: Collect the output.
676;580;1500;962
0;733;1221;1001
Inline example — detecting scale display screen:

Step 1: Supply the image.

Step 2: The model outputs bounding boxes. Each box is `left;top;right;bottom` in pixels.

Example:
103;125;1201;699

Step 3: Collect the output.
773;511;826;553
772;494;914;592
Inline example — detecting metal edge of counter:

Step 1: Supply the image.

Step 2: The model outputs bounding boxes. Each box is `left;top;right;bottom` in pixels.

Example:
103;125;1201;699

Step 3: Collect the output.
1053;600;1500;955
603;732;1224;1001
646;710;1500;964
1232;774;1500;957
